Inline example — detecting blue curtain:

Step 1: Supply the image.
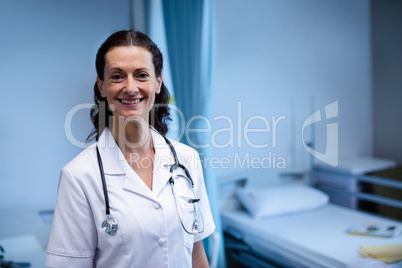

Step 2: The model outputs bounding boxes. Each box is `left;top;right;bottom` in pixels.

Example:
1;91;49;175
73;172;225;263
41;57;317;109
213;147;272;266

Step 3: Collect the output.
162;0;225;267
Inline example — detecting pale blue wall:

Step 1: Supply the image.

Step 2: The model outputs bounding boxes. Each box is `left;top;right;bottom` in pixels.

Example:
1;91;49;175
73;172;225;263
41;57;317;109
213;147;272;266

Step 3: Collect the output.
0;0;375;209
0;0;130;209
212;0;373;176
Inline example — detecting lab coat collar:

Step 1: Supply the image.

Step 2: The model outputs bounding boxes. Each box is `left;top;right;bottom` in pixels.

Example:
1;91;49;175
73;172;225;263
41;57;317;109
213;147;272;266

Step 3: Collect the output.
96;128;127;175
151;128;175;196
97;127;175;197
123;129;175;198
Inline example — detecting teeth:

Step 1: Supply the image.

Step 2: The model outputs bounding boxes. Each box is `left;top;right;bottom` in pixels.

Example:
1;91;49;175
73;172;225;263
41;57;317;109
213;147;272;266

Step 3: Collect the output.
121;99;141;104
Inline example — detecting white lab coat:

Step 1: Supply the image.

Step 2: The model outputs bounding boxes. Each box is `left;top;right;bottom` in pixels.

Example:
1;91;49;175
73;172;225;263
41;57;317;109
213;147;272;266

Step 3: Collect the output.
46;128;215;267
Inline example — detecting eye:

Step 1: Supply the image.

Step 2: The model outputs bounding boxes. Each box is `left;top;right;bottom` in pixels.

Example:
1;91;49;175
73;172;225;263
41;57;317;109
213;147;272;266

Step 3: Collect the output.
112;74;122;79
110;74;124;81
137;73;149;80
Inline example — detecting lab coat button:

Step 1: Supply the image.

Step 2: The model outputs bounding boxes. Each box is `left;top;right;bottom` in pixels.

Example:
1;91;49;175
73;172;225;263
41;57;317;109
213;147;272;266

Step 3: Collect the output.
158;238;165;246
153;203;160;210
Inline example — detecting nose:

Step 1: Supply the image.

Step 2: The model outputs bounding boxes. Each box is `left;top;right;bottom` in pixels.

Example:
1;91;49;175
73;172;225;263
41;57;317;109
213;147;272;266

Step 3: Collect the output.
124;76;138;95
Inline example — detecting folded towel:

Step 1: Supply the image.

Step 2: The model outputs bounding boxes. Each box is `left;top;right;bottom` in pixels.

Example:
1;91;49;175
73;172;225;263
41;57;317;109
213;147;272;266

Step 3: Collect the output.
359;244;402;264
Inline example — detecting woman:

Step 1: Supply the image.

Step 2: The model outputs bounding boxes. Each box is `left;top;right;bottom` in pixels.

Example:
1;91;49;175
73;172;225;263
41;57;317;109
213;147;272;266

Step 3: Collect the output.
46;30;215;267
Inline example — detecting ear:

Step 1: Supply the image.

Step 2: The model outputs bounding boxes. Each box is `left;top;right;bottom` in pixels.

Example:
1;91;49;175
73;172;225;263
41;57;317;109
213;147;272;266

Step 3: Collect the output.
97;77;106;98
156;74;163;94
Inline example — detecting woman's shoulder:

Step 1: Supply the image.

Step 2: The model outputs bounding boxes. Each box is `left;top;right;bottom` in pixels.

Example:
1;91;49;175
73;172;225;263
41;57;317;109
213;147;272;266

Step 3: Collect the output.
163;139;203;172
171;139;198;154
62;143;97;176
152;128;199;157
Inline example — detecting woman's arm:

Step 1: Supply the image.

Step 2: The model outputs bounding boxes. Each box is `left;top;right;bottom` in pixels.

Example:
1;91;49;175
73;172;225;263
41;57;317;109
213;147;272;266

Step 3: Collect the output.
46;167;96;267
192;241;209;268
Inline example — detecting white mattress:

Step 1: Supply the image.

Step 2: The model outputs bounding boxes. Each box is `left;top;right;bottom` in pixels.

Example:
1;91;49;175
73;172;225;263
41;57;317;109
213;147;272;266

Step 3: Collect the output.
222;204;402;268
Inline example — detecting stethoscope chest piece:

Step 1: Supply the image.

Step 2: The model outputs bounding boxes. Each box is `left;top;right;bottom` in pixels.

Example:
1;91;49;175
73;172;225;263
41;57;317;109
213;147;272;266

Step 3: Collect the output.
102;215;118;236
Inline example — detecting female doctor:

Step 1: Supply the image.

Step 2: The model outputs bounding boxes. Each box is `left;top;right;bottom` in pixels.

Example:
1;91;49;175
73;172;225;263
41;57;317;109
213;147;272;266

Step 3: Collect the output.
46;30;215;267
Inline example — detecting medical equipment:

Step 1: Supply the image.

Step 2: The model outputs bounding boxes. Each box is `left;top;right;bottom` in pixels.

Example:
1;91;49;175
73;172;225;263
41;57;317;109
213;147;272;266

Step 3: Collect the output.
96;147;118;236
95;136;205;236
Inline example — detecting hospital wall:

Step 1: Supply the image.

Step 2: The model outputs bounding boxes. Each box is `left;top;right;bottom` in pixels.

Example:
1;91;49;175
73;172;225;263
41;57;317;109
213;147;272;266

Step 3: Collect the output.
0;0;130;209
371;0;402;165
211;0;373;177
0;0;390;209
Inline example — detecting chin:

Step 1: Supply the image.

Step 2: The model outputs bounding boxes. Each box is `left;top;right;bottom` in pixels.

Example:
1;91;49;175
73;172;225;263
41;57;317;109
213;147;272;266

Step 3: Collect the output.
119;113;148;122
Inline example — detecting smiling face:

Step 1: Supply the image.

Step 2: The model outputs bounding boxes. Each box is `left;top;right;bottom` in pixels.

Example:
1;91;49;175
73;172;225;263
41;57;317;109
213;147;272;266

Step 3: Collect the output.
97;45;162;122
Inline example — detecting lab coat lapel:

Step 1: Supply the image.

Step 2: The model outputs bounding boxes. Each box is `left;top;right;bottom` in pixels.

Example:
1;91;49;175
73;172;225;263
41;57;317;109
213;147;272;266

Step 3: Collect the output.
97;128;127;175
151;130;174;197
123;168;156;199
98;128;174;199
123;130;173;199
98;129;152;198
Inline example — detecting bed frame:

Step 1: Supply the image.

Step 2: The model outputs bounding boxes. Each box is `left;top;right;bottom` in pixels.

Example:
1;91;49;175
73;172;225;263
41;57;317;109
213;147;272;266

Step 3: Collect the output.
218;172;402;268
218;174;295;268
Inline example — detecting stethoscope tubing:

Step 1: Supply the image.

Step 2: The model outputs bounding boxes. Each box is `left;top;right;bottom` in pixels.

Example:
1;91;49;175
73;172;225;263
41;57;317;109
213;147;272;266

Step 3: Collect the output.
96;135;204;236
96;146;110;216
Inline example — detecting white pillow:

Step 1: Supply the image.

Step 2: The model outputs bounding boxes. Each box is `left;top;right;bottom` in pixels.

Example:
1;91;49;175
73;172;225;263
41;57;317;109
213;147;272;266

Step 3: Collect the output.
235;184;329;219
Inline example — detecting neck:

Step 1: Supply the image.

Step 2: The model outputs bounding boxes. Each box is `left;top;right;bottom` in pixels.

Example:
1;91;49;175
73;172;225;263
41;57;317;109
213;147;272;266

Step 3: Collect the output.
110;116;153;156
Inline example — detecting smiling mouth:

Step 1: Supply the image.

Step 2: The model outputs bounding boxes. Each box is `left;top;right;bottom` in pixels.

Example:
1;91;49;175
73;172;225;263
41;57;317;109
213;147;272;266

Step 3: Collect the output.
119;98;144;104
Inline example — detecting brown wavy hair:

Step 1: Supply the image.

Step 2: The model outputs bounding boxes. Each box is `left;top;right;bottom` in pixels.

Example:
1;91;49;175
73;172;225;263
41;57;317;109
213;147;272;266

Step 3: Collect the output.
87;30;171;141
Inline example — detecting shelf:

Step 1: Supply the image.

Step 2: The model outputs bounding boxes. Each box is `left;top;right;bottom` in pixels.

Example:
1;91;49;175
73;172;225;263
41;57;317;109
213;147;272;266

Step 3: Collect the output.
313;167;402;220
357;174;402;190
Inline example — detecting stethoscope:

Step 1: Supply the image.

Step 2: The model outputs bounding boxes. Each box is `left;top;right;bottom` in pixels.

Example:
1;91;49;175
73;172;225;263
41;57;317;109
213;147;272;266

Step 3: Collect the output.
95;136;205;236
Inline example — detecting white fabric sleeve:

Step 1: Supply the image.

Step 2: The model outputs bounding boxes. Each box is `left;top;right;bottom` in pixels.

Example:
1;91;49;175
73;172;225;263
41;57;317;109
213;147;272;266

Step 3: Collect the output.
46;167;96;267
192;152;216;243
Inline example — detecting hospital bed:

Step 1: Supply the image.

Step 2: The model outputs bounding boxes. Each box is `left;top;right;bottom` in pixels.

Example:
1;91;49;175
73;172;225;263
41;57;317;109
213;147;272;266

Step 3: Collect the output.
218;170;402;268
0;206;53;268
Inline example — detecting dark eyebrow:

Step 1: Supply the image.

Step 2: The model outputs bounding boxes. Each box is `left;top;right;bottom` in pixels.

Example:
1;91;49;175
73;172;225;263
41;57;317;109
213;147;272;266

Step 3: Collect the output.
108;67;150;72
134;68;150;72
109;67;123;72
